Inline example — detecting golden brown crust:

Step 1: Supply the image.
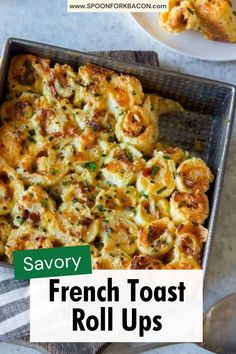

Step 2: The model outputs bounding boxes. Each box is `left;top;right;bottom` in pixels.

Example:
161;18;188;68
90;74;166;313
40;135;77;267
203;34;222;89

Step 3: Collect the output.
195;0;236;42
0;55;213;269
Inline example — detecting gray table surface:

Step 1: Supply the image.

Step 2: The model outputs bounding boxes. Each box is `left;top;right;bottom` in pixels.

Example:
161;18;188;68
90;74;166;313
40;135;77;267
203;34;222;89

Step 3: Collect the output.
0;1;235;353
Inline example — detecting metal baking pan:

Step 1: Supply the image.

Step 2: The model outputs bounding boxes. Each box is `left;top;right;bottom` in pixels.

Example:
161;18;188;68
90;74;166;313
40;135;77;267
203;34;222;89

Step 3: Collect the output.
0;38;235;275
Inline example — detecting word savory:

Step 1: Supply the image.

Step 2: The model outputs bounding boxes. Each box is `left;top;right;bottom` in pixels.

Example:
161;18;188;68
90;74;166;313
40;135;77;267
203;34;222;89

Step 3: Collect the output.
24;256;81;272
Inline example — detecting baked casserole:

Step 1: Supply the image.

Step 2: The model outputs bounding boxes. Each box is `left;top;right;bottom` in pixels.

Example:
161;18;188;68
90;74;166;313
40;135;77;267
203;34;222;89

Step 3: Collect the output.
0;55;214;269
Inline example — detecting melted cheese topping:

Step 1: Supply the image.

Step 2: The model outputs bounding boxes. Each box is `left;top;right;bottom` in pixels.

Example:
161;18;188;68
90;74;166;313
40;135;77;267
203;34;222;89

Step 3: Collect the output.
0;55;214;269
175;157;214;193
136;153;176;199
167;222;207;268
170;190;209;225
138;217;175;257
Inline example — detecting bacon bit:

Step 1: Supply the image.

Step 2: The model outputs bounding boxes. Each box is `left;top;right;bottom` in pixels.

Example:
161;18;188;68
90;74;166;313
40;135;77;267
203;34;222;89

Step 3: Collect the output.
179;12;188;25
67;127;80;137
130;255;162;269
147;225;165;241
88;121;103;132
177;224;184;232
22;209;30;220
184;177;194;187
131;255;150;269
5;186;13;200
0;172;10;184
86;199;94;208
39;108;48;120
187;199;198;209
142;167;153;177
80;217;92;226
14;101;30;117
53;132;63;138
49;81;57;96
179;237;195;256
28;212;41;223
48;72;55;86
37;150;48;158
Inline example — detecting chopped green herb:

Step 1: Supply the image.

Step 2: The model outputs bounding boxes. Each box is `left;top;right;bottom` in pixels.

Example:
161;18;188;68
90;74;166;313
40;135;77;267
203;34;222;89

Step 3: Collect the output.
187;7;194;14
151;166;160;177
62;180;71;186
108;135;116;143
141;191;148;199
125;151;133;162
72;197;78;203
41;199;49;208
89;162;96;172
28;129;35;136
28;135;36;143
51;169;59;175
178;201;187;208
16;215;24;225
157;186;167;194
83;162;97;172
97;204;105;212
163;155;170;160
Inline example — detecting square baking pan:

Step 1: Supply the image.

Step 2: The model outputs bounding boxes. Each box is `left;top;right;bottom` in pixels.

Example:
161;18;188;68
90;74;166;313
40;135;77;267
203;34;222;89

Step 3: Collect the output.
0;38;235;275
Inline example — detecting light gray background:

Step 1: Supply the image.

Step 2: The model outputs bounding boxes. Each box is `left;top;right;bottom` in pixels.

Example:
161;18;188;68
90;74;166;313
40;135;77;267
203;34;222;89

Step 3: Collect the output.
0;1;235;353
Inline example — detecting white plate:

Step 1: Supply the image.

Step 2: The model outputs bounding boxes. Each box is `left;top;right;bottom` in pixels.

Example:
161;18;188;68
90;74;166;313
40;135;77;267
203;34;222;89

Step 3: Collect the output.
131;11;236;61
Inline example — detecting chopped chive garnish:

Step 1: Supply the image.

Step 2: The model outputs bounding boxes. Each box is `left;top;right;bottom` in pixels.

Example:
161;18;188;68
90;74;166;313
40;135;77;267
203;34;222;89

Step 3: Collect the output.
82;162;97;172
141;191;148;199
97;204;105;212
16;215;24;225
187;7;194;14
151;166;160;176
157;186;167;194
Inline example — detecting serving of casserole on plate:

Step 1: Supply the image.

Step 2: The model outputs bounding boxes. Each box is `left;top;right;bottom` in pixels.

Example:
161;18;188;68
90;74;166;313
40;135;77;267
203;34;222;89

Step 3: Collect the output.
0;39;235;272
160;0;236;43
